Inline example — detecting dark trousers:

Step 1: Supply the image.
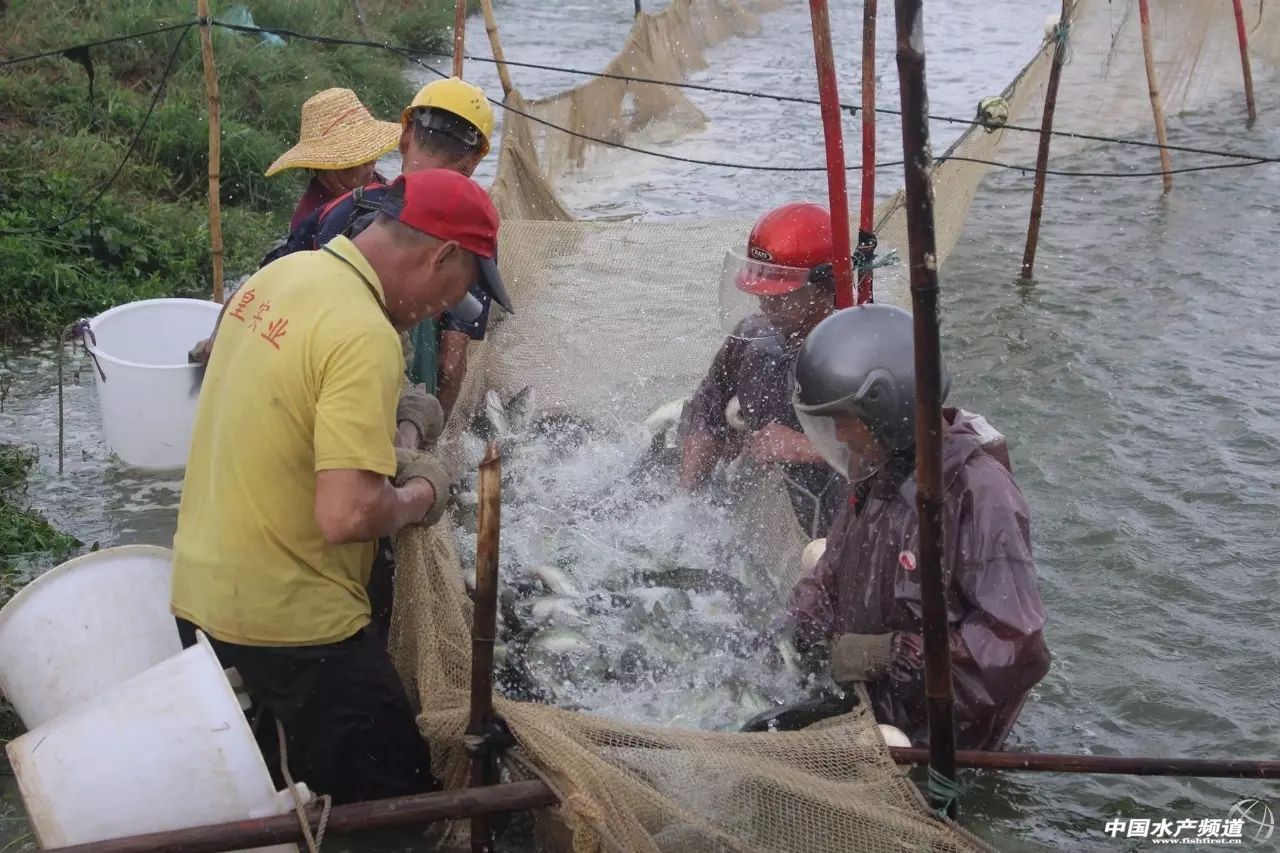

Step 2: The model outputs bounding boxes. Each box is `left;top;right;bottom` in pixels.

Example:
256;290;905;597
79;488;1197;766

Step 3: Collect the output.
367;536;396;638
177;617;438;805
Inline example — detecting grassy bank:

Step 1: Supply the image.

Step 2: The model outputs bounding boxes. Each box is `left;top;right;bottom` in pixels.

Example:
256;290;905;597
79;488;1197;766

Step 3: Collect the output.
0;444;78;601
0;0;461;342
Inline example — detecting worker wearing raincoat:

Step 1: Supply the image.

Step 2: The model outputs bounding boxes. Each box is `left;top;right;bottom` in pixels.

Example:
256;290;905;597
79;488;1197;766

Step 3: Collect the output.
679;202;845;538
787;304;1050;750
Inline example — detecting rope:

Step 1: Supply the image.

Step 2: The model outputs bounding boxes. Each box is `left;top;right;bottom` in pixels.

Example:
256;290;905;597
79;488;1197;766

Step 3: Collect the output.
207;20;1280;169
56;320;104;475
0;21;197;69
0;24;193;236
926;766;966;818
5;16;1279;235
275;718;333;853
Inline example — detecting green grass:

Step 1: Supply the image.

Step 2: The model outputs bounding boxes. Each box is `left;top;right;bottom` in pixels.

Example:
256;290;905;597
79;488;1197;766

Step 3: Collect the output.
0;444;79;608
0;0;459;342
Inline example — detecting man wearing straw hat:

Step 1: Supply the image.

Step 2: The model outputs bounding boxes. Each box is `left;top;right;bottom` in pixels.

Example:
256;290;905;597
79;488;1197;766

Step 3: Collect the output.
171;169;513;805
264;87;403;231
201;77;498;414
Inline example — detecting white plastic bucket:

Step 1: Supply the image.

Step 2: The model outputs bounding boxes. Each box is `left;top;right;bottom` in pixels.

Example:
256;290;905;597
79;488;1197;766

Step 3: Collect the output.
7;634;303;852
0;545;180;729
84;297;222;470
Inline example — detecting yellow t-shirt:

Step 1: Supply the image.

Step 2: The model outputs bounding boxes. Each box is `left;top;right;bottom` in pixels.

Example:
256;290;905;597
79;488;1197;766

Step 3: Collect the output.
171;237;403;646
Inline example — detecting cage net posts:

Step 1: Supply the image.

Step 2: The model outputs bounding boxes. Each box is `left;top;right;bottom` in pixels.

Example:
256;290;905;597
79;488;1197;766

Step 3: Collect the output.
388;0;1278;850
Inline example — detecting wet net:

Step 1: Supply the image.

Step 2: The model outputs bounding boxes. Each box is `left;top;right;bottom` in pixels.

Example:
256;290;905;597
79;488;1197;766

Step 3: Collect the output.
388;1;1278;850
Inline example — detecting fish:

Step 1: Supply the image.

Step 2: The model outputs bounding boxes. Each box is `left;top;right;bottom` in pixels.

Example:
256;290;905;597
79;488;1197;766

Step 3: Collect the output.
528;594;584;626
472;390;510;441
642;398;688;445
505;385;537;434
529;563;582;597
800;538;827;575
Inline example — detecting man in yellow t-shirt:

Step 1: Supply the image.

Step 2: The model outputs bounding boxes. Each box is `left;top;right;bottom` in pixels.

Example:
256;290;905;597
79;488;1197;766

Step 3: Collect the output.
171;169;511;804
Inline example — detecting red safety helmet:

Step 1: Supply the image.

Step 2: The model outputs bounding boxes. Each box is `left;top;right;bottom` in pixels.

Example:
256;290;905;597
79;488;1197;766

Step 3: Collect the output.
738;202;835;295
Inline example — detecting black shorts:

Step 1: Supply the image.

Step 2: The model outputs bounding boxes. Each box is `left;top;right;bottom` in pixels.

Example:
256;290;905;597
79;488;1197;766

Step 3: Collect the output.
177;617;438;805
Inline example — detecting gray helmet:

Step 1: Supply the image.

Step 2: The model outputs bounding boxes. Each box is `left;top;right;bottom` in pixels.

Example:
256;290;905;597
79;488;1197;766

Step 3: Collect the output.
792;304;950;453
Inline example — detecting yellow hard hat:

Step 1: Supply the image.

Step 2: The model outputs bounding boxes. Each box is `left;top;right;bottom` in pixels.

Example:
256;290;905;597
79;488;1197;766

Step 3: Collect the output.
401;77;494;157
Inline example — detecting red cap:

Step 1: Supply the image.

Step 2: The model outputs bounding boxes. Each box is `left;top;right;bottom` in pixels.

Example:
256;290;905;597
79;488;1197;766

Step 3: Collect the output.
382;169;512;312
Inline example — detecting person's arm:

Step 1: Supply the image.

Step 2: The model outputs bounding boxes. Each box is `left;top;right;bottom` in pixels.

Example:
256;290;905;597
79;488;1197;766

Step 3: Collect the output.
315;469;435;544
436;329;469;418
747;423;828;465
312;328;449;542
678;431;723;490
678;338;742;490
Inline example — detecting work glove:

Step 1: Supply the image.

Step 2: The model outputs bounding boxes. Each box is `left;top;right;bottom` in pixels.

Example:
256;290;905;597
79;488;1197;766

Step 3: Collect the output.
188;337;213;365
397;385;445;448
393;448;450;527
830;632;895;684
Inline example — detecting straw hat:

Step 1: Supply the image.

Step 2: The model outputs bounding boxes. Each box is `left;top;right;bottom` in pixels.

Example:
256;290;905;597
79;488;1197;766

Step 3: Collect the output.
264;88;402;177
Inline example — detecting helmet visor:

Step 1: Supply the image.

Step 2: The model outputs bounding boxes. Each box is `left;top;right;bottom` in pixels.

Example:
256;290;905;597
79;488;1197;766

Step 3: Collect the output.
719;249;827;340
794;408;887;483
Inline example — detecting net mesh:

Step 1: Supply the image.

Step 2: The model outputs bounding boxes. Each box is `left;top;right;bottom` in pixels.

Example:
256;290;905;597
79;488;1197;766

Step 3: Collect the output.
389;1;1277;850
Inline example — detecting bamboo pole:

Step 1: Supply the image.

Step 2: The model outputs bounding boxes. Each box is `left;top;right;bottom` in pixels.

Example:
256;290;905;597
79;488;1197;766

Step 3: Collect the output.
468;441;502;853
807;0;855;310
479;0;513;96
892;0;956;818
1020;0;1072;280
1232;0;1257;122
856;0;877;305
42;781;557;853
889;748;1280;779
196;0;224;303
1137;0;1173;194
452;0;466;78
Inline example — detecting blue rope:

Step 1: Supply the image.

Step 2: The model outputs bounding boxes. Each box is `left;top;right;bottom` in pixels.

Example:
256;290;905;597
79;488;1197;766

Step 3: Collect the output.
927;766;965;817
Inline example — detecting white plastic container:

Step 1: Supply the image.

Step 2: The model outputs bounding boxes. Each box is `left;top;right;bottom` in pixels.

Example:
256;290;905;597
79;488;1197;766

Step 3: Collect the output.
0;545;180;729
84;297;222;470
7;634;304;852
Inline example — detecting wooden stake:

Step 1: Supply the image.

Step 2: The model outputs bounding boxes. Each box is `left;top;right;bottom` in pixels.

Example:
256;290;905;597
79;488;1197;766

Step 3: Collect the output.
479;0;513;96
857;0;877;304
468;441;502;853
196;0;224;302
42;781;557;853
807;0;855;309
453;0;467;78
1232;0;1257;122
1020;0;1071;280
892;0;957;818
890;748;1280;779
1137;0;1173;194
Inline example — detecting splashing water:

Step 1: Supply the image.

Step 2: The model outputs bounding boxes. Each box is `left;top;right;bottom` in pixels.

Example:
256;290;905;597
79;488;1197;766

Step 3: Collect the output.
450;397;813;732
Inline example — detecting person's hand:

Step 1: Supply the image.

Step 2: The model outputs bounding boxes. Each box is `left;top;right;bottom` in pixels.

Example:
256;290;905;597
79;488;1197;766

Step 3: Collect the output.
397;385;445;449
188;337;213;365
830;633;895;683
393;448;450;526
748;423;804;464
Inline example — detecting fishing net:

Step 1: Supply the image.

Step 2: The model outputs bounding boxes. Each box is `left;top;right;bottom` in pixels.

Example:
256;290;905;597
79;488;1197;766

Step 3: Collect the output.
387;1;1278;850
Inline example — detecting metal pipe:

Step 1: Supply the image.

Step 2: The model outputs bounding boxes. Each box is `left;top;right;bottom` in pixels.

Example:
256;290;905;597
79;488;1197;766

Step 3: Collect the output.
468;441;503;853
43;781;558;853
857;0;877;304
452;0;466;78
890;748;1280;779
1232;0;1257;122
892;0;956;818
807;0;855;309
1137;0;1173;193
1020;0;1072;280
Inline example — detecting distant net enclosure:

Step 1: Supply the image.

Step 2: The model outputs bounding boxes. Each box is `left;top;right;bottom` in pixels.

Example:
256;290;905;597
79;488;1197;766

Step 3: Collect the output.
390;1;1278;850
